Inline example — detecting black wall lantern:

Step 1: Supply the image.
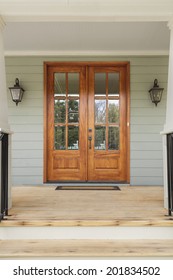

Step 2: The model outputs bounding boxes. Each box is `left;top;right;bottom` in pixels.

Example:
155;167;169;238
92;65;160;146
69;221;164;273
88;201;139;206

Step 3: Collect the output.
9;78;25;106
148;79;164;106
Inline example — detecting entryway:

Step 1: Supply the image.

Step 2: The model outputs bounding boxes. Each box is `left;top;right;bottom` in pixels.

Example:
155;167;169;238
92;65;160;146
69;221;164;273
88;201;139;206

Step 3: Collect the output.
44;62;130;183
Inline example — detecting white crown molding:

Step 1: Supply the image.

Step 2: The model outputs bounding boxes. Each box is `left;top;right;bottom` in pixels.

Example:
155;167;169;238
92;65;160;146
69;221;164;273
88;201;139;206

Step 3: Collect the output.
4;50;169;57
0;0;173;23
3;15;171;23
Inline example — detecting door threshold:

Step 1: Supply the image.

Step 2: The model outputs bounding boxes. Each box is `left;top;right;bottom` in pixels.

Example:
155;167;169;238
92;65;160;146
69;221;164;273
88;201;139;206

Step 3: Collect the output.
51;182;130;187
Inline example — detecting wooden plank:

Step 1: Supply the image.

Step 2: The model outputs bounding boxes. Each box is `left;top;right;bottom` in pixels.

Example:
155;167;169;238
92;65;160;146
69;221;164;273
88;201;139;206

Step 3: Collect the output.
0;239;173;257
0;186;172;227
1;219;173;227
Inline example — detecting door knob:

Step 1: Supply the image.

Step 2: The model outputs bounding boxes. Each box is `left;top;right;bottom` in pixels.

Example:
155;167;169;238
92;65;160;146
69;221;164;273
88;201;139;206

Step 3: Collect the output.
88;136;92;149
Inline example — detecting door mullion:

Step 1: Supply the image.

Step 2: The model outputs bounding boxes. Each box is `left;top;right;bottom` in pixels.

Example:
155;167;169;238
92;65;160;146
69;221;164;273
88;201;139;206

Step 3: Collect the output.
65;73;68;150
106;72;109;151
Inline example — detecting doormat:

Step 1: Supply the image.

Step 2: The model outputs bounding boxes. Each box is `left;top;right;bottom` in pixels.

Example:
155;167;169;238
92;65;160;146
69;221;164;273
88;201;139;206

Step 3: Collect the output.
55;186;121;191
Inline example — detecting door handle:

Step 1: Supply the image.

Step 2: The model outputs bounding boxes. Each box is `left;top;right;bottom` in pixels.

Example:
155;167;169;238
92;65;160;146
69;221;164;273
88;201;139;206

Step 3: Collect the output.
88;136;92;149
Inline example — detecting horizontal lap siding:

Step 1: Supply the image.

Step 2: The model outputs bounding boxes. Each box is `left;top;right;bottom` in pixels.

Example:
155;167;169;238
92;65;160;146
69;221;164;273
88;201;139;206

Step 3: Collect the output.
5;56;168;186
130;56;168;185
6;56;44;185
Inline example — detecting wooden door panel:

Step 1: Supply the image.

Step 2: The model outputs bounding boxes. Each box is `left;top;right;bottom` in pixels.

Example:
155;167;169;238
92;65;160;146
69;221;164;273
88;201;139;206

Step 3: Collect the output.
87;65;129;182
94;155;119;169
53;155;80;169
46;65;87;181
45;62;129;183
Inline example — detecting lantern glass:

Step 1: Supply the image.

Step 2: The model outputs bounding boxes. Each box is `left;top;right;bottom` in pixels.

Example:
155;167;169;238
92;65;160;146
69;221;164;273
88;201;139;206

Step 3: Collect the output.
149;79;164;106
150;89;163;103
9;78;25;106
11;89;21;101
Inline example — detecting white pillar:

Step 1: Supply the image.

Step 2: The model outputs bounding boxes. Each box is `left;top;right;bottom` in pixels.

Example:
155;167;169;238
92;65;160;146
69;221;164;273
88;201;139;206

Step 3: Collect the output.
0;17;10;131
0;16;12;212
164;20;173;133
162;19;173;209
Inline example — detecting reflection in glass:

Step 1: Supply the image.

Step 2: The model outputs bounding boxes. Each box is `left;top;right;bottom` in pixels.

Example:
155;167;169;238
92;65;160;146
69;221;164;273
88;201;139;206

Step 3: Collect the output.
95;126;106;150
68;126;79;150
108;100;119;123
108;127;119;150
108;73;119;96
68;100;79;123
95;73;106;96
95;100;106;124
54;126;66;150
68;73;79;97
54;100;66;123
54;73;66;96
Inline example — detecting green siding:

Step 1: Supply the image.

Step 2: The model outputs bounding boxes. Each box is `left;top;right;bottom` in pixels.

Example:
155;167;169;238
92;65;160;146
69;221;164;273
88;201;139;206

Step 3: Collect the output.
5;56;168;186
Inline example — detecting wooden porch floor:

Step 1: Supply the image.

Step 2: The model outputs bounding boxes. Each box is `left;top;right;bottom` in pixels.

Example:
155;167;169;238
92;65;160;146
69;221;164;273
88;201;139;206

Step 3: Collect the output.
1;186;173;227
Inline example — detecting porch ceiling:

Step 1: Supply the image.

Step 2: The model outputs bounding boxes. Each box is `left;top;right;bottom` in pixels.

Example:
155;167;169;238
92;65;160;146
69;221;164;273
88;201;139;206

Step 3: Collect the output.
3;21;170;55
0;0;173;21
0;0;172;55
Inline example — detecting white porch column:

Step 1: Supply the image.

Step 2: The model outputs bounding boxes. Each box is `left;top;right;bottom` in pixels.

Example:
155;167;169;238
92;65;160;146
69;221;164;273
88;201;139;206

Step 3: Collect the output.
162;19;173;209
165;20;173;134
0;17;9;131
0;16;12;213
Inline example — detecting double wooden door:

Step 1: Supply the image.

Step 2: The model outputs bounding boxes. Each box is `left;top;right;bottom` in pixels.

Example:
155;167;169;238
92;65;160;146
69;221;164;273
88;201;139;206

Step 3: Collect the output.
44;62;130;182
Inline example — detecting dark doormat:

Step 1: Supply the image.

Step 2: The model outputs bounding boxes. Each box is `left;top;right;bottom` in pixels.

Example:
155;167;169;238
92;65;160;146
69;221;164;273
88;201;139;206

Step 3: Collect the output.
55;186;121;191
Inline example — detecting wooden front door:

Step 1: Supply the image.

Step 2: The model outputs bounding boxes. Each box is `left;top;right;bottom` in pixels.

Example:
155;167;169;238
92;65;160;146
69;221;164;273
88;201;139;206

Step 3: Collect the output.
44;62;130;183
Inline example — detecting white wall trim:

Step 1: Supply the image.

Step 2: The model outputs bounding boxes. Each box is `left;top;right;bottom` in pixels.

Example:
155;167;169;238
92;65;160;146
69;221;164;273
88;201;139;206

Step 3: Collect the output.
4;50;169;57
3;15;171;23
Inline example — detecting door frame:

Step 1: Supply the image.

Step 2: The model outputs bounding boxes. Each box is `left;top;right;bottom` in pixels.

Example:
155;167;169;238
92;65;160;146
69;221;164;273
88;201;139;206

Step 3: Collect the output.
44;61;130;183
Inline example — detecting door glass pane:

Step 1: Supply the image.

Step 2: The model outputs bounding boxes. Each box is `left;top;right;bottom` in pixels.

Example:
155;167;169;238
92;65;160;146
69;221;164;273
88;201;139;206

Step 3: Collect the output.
95;73;106;96
95;100;106;124
108;73;119;97
68;126;79;150
54;126;66;150
68;100;79;123
68;73;79;97
95;126;106;150
54;73;66;97
54;100;66;123
108;100;119;124
108;127;119;150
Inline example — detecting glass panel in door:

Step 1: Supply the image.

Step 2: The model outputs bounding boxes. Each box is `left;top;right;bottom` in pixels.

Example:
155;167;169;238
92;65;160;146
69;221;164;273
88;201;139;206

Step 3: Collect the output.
54;73;80;150
94;72;120;151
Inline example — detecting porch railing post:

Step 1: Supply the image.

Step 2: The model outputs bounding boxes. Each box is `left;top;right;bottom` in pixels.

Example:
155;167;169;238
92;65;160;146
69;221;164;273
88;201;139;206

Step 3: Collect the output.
0;133;9;220
167;134;173;216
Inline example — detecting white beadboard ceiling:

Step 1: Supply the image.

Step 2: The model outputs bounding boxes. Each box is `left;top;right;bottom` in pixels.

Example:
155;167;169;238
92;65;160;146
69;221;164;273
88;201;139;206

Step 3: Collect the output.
0;0;172;55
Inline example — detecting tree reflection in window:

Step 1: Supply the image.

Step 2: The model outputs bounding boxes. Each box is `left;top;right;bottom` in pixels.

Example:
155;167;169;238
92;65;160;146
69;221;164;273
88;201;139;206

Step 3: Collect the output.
95;100;106;124
54;126;66;150
108;100;119;124
54;100;66;123
68;100;79;123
